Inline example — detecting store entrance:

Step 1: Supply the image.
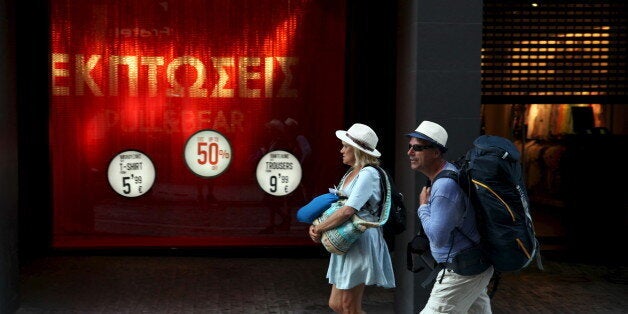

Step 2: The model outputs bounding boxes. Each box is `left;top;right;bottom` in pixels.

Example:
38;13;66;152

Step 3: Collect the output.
482;104;627;261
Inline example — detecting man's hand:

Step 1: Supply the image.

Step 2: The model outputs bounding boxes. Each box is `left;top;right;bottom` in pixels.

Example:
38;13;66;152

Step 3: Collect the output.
419;186;431;205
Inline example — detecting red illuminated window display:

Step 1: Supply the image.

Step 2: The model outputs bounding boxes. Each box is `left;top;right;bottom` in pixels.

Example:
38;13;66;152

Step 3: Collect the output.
50;0;347;248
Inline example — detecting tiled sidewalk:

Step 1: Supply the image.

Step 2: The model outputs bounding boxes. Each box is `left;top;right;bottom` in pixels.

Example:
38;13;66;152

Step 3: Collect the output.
15;249;628;313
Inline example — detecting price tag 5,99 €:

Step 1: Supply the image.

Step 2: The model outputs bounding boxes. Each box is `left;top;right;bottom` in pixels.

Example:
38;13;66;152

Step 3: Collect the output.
107;150;156;197
184;130;232;177
256;150;302;196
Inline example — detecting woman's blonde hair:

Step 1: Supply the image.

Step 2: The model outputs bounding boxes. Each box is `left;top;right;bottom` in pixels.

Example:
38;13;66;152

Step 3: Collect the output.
351;144;380;168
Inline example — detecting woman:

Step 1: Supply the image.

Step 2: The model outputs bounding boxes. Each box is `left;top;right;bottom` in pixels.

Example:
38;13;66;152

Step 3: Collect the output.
309;123;396;314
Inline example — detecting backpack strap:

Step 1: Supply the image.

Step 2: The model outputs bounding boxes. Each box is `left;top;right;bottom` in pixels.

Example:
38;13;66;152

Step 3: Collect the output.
435;169;458;182
422;264;446;288
435;168;483;282
365;165;392;225
426;169;457;187
431;169;478;244
421;169;465;285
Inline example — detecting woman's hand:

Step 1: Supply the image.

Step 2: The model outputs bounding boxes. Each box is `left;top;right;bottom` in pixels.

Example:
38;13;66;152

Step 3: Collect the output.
309;225;321;243
308;205;354;243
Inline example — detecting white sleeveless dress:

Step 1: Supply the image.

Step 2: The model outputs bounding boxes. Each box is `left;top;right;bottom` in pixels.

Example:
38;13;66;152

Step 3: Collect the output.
326;166;396;289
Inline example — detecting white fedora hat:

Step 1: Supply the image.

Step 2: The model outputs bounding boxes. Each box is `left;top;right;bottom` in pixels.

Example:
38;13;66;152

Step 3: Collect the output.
335;123;381;157
406;120;448;152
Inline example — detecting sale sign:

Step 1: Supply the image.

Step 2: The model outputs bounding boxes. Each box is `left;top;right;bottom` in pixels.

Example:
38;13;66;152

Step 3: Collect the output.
50;0;346;248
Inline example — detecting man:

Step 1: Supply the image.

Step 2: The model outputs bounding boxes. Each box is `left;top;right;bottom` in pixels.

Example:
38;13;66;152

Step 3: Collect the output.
406;120;493;313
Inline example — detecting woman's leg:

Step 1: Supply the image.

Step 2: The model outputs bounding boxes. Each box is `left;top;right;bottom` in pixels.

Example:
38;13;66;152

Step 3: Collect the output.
329;283;366;314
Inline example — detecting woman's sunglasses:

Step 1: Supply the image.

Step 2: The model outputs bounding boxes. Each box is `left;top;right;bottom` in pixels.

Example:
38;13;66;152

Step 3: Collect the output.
408;144;434;152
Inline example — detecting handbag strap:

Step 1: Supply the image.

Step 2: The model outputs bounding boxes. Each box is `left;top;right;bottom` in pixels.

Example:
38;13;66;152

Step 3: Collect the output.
337;166;392;228
366;165;392;226
335;168;353;193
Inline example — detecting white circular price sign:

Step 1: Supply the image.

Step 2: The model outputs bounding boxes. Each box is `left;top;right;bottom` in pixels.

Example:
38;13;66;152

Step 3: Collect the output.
107;150;156;197
256;150;302;196
184;129;232;177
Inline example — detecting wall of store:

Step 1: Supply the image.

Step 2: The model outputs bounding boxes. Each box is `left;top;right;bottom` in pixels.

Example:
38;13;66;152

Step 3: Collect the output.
1;0;483;311
394;0;483;312
0;0;20;311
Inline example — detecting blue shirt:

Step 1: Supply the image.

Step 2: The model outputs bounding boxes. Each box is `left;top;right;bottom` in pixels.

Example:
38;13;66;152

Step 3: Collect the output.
417;162;480;263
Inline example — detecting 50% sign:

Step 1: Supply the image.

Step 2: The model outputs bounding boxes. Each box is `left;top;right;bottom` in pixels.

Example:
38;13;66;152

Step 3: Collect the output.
184;130;232;177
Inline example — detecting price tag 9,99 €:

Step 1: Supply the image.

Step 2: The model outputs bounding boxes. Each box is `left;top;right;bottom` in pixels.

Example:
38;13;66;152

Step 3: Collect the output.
107;150;156;197
256;150;302;196
184;129;232;177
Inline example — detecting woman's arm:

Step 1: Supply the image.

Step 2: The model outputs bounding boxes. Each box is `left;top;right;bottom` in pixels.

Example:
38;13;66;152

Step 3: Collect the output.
309;167;378;241
312;205;356;233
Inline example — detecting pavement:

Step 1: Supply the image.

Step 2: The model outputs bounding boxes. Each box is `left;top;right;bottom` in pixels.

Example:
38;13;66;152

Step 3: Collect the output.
14;248;628;314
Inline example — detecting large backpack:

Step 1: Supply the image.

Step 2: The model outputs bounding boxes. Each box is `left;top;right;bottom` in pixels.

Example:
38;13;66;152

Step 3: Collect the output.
441;135;543;273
